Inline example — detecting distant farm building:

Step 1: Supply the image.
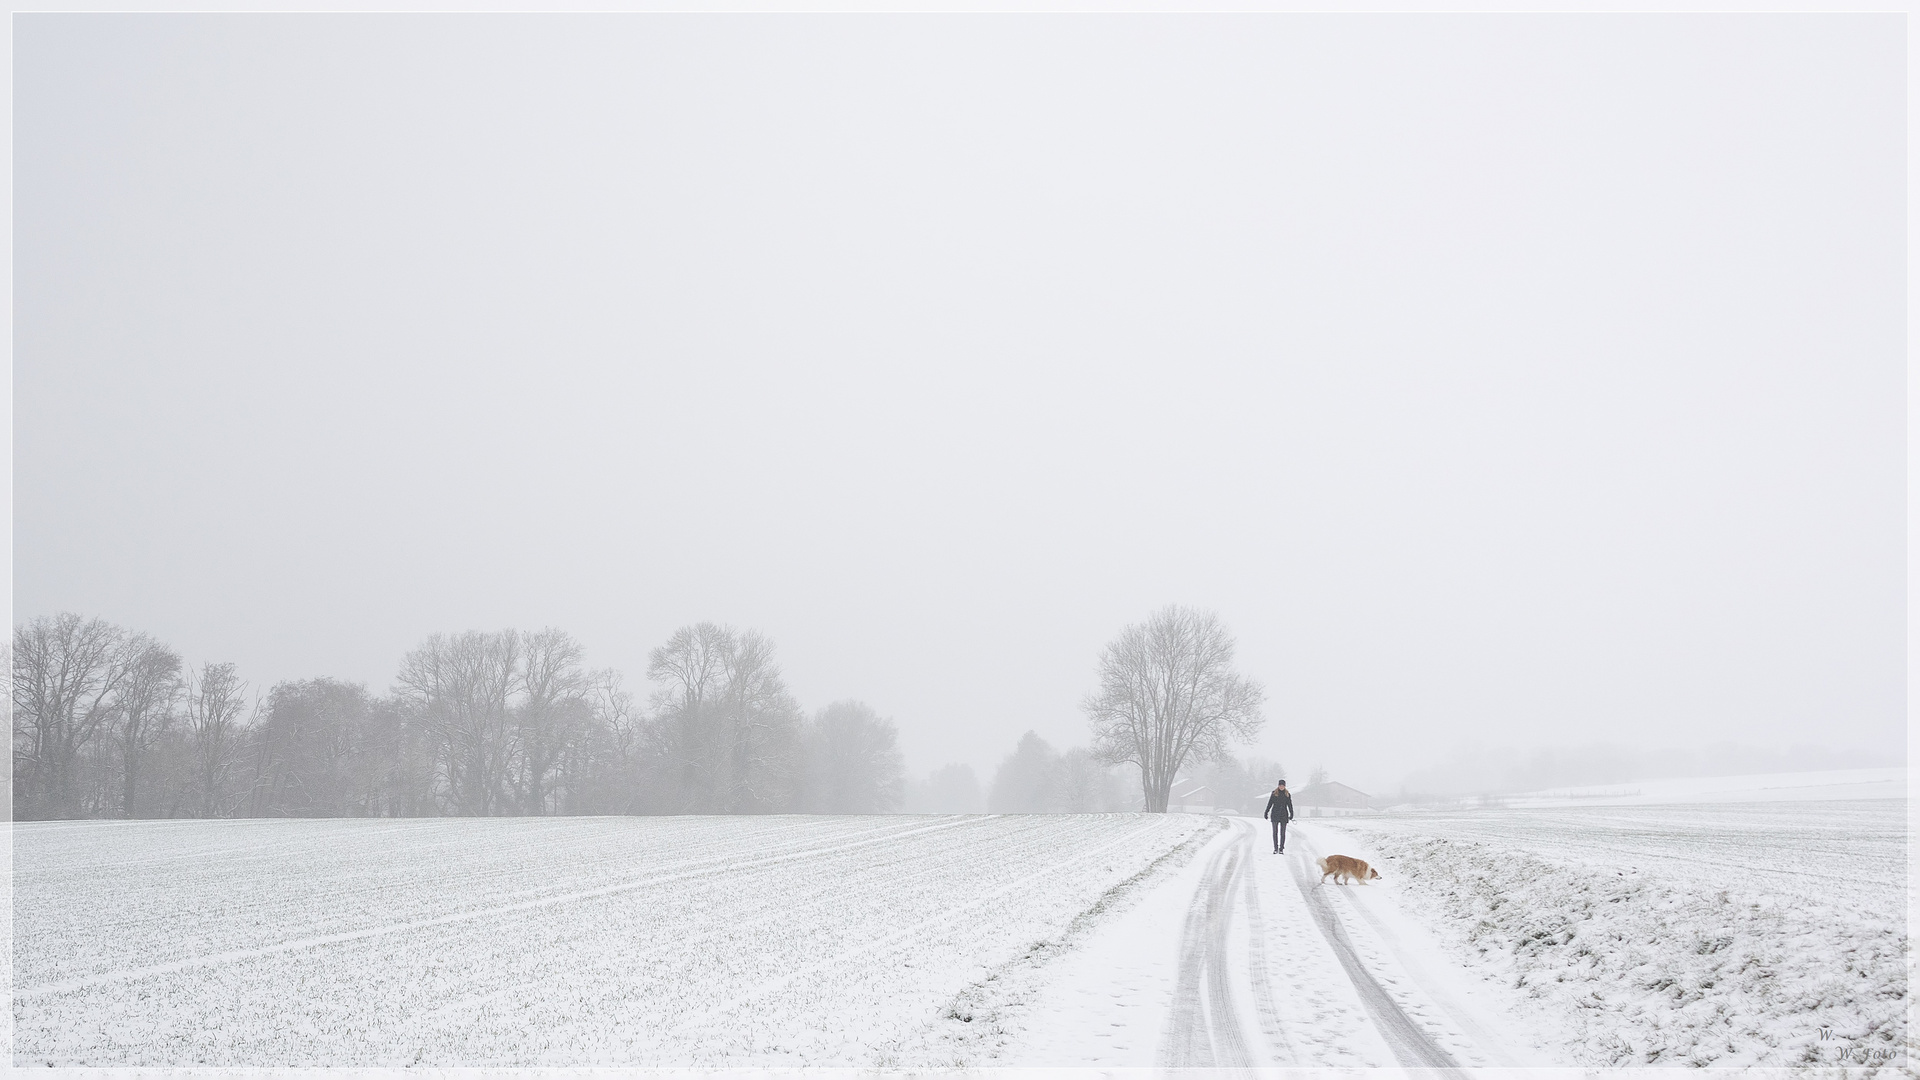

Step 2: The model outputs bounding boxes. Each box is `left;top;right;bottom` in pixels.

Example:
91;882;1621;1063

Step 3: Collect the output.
1293;780;1374;817
1169;781;1214;813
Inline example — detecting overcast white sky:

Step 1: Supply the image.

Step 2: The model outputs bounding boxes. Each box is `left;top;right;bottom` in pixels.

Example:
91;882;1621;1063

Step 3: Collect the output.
15;15;1904;793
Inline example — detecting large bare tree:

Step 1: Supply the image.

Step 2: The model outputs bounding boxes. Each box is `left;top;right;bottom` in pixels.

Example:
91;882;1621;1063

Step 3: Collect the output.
508;628;591;814
110;635;183;818
560;669;641;814
249;678;378;816
647;623;801;813
647;622;734;812
182;661;249;817
799;700;905;814
13;614;135;819
1083;606;1266;813
392;628;601;816
395;630;520;815
715;630;801;812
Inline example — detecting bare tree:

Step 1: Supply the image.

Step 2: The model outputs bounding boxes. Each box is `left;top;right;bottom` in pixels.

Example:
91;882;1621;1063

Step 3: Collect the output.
109;635;183;818
388;628;617;816
182;661;249;816
647;623;801;813
12;614;133;818
715;630;801;812
1083;606;1265;813
396;631;520;815
647;623;734;812
368;693;435;817
987;731;1062;813
800;700;905;814
508;628;591;814
560;669;641;814
249;679;382;816
1058;747;1130;813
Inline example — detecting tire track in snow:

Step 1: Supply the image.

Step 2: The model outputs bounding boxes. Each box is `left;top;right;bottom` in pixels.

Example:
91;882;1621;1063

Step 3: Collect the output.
1302;827;1519;1068
1160;839;1222;1066
1240;835;1296;1065
15;816;979;999
1201;843;1252;1067
1160;820;1253;1068
1286;837;1462;1073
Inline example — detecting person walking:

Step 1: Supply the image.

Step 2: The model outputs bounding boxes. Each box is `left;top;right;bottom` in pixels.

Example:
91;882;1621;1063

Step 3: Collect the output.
1264;779;1293;854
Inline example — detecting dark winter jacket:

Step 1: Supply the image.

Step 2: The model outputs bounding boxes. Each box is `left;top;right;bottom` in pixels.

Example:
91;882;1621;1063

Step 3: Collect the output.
1264;788;1294;822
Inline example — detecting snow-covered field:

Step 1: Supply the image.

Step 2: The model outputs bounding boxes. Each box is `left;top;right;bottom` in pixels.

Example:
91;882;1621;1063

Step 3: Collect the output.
13;814;1215;1066
1496;765;1906;807
1318;795;1909;1069
12;780;1908;1072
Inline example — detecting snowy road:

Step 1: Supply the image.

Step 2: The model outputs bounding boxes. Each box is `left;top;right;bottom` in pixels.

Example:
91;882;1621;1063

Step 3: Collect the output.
1000;816;1510;1069
1160;819;1463;1070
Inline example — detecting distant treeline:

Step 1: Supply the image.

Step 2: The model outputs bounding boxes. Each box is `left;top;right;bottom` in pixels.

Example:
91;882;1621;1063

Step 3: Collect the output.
12;613;907;820
903;730;1284;818
902;733;1137;815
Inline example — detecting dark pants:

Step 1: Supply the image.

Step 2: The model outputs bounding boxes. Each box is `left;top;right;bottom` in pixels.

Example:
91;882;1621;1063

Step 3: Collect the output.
1271;817;1288;852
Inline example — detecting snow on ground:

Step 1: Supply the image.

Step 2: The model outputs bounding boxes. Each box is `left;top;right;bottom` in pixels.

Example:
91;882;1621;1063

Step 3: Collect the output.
13;814;1212;1066
984;816;1530;1070
879;815;1224;1066
1492;766;1906;808
1319;796;1909;1071
15;787;1908;1072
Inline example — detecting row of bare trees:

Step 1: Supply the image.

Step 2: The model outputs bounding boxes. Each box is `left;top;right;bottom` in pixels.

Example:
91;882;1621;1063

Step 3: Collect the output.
12;614;904;820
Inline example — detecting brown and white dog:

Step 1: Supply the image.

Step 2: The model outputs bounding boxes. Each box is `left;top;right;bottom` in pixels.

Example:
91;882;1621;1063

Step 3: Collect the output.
1317;854;1380;885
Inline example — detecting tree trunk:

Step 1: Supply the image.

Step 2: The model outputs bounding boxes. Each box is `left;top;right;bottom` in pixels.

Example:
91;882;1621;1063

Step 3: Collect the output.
121;735;140;819
1139;761;1172;813
1145;775;1171;813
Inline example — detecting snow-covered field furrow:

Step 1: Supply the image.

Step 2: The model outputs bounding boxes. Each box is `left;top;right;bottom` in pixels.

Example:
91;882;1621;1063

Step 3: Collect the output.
19;816;948;988
18;815;913;985
1318;799;1909;1071
14;814;1213;1066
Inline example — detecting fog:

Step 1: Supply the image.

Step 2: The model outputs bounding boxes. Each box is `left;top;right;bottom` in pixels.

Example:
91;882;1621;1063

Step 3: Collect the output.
15;15;1903;800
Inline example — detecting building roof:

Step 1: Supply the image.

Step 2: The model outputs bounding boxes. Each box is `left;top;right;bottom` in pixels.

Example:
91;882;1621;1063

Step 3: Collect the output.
1293;780;1372;805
